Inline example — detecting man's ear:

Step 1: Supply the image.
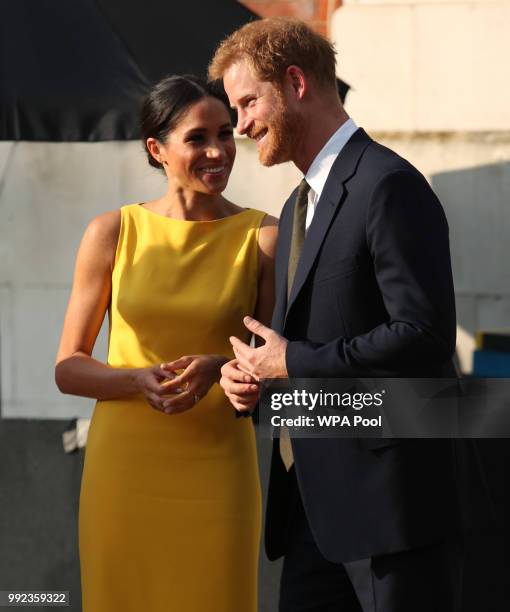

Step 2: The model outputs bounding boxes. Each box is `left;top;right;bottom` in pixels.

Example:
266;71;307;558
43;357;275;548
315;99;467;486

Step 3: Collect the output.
285;65;307;100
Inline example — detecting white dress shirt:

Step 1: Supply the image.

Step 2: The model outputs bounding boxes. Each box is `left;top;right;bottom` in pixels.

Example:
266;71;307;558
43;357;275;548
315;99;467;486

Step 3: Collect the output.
304;118;358;233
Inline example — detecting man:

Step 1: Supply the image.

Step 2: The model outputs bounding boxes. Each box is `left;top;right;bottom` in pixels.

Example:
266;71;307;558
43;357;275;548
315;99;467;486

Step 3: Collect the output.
209;18;484;612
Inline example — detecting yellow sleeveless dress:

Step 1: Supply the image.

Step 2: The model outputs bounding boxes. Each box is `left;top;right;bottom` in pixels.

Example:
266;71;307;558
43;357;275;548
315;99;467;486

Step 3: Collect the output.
79;204;264;612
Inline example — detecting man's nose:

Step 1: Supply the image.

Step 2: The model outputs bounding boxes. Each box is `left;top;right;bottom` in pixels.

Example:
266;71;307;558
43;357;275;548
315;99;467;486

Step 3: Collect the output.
236;109;251;135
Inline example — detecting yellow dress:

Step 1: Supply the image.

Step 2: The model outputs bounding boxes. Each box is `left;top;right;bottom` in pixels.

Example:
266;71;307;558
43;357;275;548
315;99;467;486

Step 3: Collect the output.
79;204;264;612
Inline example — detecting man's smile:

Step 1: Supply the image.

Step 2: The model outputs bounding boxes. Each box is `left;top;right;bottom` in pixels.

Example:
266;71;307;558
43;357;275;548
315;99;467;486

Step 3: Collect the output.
249;127;268;145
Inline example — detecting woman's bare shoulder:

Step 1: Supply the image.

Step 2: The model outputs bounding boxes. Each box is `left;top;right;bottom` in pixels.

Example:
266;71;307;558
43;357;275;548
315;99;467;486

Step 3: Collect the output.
77;209;122;271
258;213;278;257
260;213;278;228
82;209;121;250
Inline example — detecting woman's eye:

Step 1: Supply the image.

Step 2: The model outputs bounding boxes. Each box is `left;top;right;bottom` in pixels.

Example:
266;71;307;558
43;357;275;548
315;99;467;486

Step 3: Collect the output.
187;134;204;143
220;129;234;138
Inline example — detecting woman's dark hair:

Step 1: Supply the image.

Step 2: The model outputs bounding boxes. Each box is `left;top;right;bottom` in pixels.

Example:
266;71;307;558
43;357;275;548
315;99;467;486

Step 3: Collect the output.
140;75;232;170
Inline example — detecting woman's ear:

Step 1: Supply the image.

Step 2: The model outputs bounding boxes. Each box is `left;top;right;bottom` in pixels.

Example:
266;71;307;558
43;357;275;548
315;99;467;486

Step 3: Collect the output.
146;138;166;165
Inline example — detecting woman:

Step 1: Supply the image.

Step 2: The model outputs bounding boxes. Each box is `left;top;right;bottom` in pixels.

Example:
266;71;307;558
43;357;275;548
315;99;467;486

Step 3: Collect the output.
55;75;277;612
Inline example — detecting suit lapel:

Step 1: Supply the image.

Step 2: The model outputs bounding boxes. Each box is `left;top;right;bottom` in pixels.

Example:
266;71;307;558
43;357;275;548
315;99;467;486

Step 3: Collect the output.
271;189;297;334
285;128;373;321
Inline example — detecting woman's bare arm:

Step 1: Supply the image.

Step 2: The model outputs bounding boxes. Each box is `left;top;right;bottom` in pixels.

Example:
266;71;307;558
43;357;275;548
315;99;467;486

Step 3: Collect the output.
254;214;278;333
55;210;160;400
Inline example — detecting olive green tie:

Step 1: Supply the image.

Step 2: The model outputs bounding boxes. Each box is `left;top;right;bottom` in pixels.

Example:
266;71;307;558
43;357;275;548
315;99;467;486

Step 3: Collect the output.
280;179;310;471
287;179;311;301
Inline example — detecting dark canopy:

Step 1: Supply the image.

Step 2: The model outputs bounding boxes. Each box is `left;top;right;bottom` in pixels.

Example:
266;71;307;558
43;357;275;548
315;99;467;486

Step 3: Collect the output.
0;0;257;141
1;0;349;142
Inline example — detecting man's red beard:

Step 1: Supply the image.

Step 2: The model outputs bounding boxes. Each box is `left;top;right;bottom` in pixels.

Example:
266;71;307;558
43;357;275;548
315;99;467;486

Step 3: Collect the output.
249;90;300;167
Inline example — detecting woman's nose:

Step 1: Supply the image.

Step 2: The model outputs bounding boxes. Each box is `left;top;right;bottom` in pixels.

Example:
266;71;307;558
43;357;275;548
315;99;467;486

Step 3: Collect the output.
206;144;222;158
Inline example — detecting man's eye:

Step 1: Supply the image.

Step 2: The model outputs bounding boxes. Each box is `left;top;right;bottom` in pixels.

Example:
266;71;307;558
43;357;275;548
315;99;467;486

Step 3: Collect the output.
220;129;234;138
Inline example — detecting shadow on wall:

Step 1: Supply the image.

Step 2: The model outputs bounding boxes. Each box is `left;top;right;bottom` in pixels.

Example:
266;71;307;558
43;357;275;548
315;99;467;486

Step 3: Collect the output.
0;419;83;611
432;161;510;372
432;162;510;609
0;419;282;612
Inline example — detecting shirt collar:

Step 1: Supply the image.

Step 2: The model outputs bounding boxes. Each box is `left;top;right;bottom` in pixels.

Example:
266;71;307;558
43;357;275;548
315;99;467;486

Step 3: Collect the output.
305;118;358;200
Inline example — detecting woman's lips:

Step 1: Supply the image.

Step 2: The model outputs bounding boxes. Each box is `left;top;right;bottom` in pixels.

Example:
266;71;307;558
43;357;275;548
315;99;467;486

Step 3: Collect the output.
199;165;227;176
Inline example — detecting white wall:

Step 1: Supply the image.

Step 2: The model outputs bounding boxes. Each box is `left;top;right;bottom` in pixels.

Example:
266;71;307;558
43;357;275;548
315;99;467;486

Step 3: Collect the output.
334;2;510;132
0;139;299;418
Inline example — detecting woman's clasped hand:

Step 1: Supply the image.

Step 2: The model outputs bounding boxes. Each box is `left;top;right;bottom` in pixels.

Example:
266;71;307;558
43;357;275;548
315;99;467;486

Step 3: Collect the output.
136;355;227;414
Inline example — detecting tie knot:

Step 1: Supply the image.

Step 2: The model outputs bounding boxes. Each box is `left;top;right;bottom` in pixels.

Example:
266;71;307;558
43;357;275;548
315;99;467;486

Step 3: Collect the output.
297;178;310;197
296;179;310;208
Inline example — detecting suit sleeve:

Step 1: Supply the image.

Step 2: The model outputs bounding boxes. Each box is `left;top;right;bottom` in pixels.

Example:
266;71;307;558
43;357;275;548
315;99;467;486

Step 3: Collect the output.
285;169;457;377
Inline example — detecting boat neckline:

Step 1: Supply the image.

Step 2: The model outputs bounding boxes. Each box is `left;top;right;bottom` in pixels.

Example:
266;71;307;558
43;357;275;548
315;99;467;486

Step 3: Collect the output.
135;203;252;224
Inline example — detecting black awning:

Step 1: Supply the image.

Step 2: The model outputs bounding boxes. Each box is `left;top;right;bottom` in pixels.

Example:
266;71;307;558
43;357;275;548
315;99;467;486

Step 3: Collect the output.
0;0;257;141
94;0;258;84
1;1;349;142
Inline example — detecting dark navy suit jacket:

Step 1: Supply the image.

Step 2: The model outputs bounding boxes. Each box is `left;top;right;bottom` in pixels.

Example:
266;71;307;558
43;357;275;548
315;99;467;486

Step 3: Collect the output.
265;128;487;563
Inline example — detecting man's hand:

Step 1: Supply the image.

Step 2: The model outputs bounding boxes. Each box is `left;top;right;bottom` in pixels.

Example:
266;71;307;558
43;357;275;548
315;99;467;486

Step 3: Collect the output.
230;316;288;380
220;359;260;413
